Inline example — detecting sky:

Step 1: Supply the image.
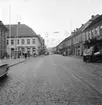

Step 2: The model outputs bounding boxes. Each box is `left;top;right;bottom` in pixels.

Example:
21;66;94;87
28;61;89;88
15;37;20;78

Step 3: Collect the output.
0;0;102;47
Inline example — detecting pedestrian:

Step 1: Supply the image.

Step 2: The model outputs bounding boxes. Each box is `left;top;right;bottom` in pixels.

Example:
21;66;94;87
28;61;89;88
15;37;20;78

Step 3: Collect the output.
24;53;27;59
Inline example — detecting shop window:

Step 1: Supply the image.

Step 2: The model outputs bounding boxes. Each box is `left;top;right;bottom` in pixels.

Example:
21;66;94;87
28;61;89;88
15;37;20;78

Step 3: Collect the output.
32;47;36;52
27;48;30;51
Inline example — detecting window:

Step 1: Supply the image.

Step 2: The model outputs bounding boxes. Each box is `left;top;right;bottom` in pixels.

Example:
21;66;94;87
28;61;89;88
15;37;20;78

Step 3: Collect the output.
32;39;35;44
82;33;85;41
22;39;25;45
7;40;9;45
92;29;95;37
32;47;36;51
27;39;30;44
22;48;25;52
27;48;30;51
100;25;102;29
97;26;100;36
89;31;92;39
86;31;89;40
95;28;97;37
17;39;19;44
11;40;14;45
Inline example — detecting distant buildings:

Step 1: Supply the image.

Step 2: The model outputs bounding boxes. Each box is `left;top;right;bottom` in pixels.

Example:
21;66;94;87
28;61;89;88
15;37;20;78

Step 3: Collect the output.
0;21;8;59
56;14;102;56
37;35;46;54
6;22;44;58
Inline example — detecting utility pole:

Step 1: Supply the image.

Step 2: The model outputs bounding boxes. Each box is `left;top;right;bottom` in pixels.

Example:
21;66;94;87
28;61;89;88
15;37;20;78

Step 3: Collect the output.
16;22;18;58
15;14;19;59
9;5;11;59
16;15;19;59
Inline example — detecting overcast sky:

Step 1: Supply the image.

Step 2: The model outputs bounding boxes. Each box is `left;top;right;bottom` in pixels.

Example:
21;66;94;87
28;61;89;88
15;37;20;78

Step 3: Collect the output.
0;0;102;47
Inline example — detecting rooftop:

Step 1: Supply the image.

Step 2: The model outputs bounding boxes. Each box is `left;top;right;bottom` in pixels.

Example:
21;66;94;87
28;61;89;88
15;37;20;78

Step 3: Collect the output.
6;23;37;38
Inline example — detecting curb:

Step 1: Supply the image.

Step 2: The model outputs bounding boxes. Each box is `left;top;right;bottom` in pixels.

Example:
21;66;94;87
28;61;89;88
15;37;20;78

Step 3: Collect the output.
8;59;26;68
7;56;43;68
66;55;83;58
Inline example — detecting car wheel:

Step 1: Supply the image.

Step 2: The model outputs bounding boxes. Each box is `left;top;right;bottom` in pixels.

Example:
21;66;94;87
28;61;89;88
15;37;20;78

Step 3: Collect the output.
89;56;95;62
83;56;86;62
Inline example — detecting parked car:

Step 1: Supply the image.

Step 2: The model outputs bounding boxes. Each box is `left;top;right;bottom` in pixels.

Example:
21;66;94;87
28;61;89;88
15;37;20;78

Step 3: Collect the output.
62;52;67;56
33;53;37;57
0;63;8;78
83;46;102;62
45;52;49;55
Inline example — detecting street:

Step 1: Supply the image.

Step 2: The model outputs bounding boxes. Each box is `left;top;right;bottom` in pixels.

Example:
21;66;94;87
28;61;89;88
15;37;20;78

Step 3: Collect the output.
0;55;102;105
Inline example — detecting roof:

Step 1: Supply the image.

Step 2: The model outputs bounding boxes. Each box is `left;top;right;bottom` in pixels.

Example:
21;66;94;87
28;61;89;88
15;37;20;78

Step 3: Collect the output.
80;21;92;32
6;24;37;38
81;14;100;32
37;35;44;45
85;14;102;30
0;21;8;31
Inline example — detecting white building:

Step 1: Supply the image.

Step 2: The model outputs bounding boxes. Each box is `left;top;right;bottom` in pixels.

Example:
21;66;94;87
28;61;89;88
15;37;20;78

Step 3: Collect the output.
6;22;42;58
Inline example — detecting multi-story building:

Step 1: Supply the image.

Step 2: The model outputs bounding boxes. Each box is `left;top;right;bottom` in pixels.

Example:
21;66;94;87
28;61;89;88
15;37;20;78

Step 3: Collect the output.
0;21;8;59
6;22;42;58
57;14;102;56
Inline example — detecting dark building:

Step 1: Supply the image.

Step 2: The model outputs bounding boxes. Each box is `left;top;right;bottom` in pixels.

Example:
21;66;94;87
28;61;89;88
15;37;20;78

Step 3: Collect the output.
0;21;8;59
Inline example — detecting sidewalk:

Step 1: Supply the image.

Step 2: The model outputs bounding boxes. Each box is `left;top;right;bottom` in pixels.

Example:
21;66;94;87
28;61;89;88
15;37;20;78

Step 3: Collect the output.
0;58;25;67
68;55;83;58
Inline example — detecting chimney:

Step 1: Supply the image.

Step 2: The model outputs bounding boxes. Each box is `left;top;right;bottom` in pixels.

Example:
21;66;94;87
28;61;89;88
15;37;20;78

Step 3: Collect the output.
18;22;21;25
0;21;2;25
91;15;94;19
76;28;79;31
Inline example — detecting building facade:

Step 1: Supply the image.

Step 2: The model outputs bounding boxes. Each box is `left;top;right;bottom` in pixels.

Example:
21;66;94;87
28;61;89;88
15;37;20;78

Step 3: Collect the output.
6;22;42;58
0;21;8;59
56;14;102;56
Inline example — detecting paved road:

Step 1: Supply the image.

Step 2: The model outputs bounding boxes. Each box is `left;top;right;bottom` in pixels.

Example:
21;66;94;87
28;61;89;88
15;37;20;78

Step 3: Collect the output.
0;55;102;105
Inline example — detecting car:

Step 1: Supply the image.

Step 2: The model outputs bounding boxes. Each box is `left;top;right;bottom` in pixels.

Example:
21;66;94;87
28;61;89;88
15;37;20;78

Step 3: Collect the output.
83;46;102;62
62;52;67;56
0;64;9;78
45;52;49;55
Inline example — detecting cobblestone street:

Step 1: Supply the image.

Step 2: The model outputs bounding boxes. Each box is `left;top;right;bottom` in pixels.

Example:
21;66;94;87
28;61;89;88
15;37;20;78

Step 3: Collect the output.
0;55;102;105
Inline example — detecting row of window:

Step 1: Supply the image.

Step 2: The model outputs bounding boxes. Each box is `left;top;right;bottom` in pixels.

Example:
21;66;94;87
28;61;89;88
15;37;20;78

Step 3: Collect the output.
7;39;35;45
82;26;100;41
73;25;102;44
19;47;36;52
11;47;36;53
65;25;102;46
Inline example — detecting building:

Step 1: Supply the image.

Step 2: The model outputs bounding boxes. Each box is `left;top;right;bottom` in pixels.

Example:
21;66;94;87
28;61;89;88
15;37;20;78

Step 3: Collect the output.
83;14;102;50
56;14;102;56
37;35;46;54
0;21;8;59
6;22;42;58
